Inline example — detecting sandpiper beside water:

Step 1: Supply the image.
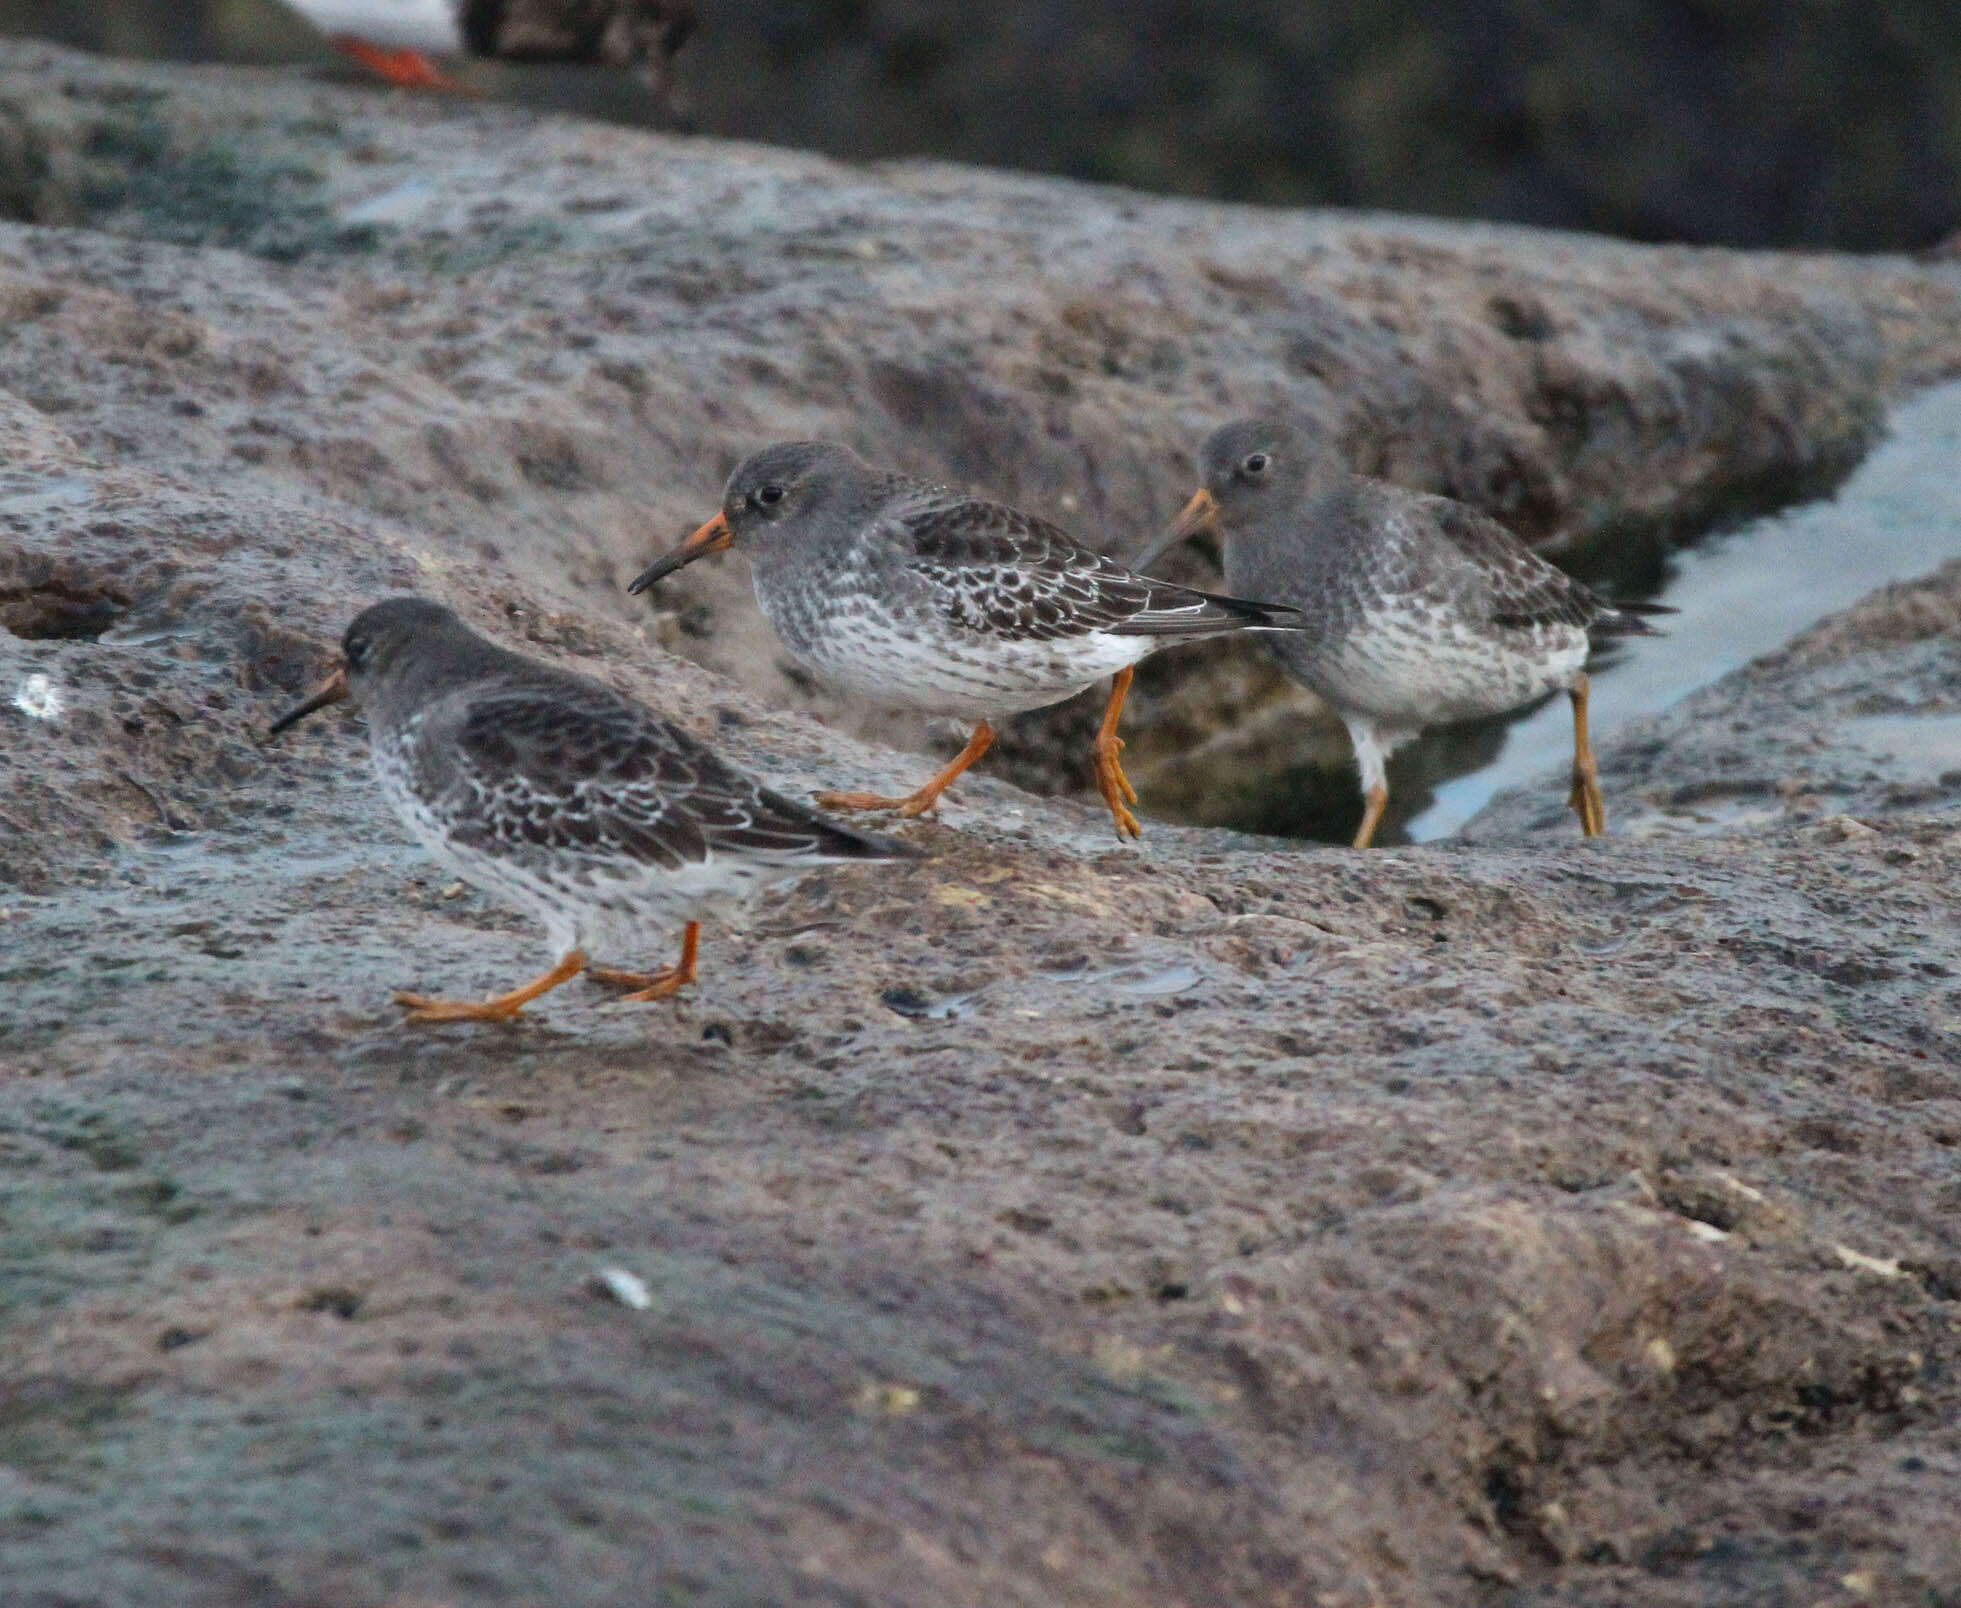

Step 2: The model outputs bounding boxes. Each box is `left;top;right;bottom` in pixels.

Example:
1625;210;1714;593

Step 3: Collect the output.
268;596;910;1021
1132;418;1671;847
628;441;1311;839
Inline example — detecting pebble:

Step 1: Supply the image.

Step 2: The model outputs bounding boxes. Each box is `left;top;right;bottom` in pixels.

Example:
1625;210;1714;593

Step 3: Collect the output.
589;1267;652;1309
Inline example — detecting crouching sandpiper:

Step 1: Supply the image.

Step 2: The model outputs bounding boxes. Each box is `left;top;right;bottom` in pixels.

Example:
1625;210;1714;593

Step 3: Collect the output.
269;596;911;1021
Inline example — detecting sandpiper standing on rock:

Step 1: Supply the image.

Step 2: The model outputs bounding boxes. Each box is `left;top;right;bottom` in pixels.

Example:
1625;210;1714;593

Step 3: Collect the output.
1132;418;1671;847
627;442;1310;839
268;596;910;1022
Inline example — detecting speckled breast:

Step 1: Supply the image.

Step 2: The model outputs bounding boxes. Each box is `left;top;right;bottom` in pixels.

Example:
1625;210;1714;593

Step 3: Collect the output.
1276;604;1591;725
752;559;1141;721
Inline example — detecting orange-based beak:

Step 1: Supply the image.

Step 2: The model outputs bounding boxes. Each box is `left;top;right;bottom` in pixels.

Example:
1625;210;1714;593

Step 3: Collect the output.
627;511;734;596
1130;487;1221;573
267;662;349;737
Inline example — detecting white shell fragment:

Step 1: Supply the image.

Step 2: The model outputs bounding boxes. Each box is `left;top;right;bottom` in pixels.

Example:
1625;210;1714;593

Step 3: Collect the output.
11;673;62;723
589;1267;652;1309
1833;1244;1904;1278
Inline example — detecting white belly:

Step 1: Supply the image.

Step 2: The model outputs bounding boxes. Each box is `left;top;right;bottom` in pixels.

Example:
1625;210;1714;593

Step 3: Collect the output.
793;618;1152;723
287;0;458;50
1311;606;1590;727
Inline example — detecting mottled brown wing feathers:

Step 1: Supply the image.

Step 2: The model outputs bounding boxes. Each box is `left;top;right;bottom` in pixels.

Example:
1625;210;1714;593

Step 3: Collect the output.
442;673;908;866
897;495;1300;639
1424;498;1605;632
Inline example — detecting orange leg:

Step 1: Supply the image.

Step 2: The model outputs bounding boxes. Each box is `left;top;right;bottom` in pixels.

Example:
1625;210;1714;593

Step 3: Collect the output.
1353;783;1389;850
588;923;701;1003
817;721;996;818
396;949;587;1023
1092;667;1142;840
327;35;477;94
1568;675;1606;836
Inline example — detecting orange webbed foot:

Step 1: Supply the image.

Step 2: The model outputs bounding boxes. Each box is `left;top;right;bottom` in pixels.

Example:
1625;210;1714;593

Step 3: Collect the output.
586;925;699;1004
393;950;587;1023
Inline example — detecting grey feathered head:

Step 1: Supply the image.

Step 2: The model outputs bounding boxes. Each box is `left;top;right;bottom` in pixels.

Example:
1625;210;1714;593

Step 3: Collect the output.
627;441;883;593
1132;417;1335;572
267;596;484;736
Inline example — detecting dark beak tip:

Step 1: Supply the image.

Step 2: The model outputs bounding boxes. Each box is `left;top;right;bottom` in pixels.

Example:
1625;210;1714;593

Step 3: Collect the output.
627;514;733;597
626;558;675;596
265;664;350;739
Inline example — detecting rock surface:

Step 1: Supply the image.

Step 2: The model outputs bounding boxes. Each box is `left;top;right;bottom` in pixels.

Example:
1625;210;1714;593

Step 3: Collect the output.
17;0;1961;251
1;43;1958;1608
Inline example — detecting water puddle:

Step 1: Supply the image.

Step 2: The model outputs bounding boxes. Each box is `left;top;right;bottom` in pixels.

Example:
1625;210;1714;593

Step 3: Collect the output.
877;958;1203;1019
1055;962;1204;997
1836;712;1961;781
342;178;439;226
879;984;977;1021
1619;797;1789;839
0;474;96;515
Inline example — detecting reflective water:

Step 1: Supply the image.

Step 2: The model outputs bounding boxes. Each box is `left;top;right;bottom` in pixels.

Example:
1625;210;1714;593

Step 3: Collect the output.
1835;711;1961;780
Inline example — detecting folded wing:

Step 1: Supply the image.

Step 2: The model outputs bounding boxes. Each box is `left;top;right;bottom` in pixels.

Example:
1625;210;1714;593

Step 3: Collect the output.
894;494;1304;640
1420;497;1617;633
429;672;912;867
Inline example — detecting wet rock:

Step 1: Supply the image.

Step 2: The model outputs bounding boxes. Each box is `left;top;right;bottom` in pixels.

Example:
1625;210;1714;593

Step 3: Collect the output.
0;42;1958;1608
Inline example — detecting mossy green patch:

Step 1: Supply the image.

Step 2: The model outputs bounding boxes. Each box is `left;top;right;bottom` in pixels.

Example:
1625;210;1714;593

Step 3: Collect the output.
67;100;379;263
396;216;574;277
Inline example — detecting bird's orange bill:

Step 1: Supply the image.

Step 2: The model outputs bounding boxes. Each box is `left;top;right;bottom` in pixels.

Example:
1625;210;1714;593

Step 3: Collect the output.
327;34;478;94
627;512;734;595
267;662;350;737
1092;666;1142;840
1130;487;1221;573
1168;487;1222;543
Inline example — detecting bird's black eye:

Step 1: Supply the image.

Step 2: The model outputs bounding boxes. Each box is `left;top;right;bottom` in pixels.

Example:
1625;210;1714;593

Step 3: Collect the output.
755;484;786;508
1242;452;1271;476
345;633;371;668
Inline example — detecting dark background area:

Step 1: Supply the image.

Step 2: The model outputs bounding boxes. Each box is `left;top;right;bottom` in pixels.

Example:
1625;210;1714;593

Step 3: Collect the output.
697;0;1961;251
7;0;1961;251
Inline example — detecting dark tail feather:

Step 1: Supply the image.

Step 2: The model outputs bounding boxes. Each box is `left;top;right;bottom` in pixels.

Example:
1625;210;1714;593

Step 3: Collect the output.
1594;598;1675;637
1114;587;1310;637
733;786;925;862
787;804;923;861
1206;590;1310;631
791;801;924;862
